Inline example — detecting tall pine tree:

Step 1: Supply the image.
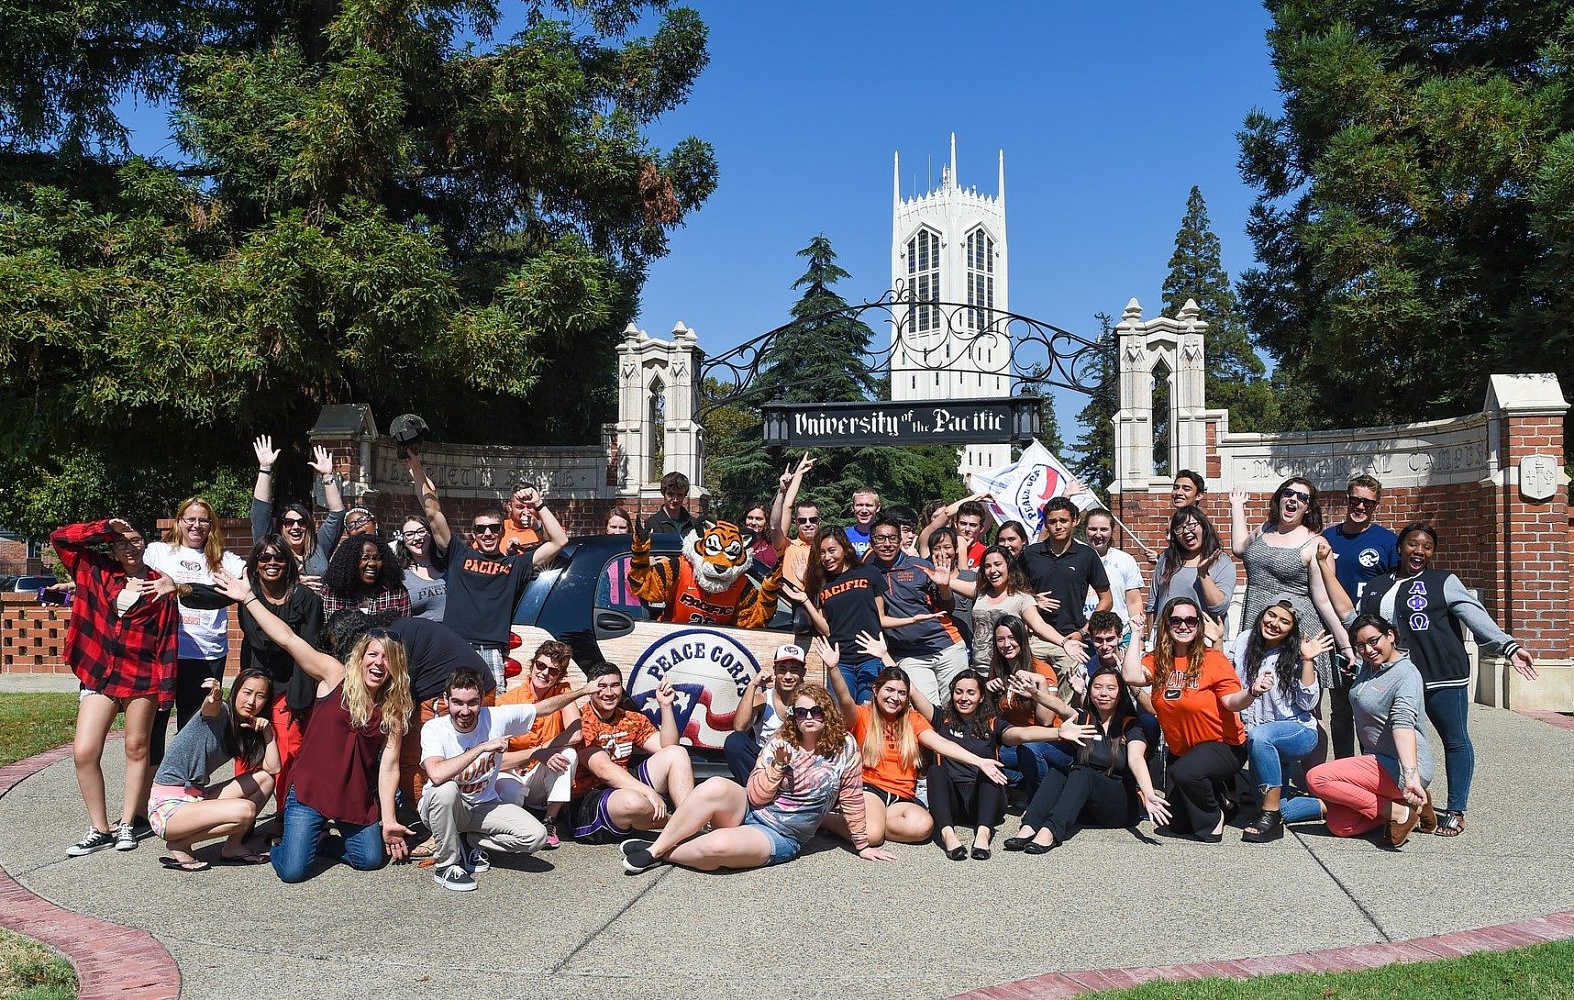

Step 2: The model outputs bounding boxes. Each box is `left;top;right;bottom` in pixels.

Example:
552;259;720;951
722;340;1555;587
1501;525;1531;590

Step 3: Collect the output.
1071;311;1117;488
1162;186;1277;432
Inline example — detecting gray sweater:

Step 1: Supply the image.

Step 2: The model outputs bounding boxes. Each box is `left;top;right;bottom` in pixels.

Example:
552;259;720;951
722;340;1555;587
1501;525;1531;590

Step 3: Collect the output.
1349;653;1433;786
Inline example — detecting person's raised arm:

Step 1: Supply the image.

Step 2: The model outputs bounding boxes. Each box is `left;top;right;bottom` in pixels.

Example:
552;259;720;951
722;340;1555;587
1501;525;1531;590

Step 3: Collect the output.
772;453;814;552
815;637;857;723
746;741;792;809
1312;538;1355;621
211;569;343;687
1197;550;1233;618
530;682;594;720
251;435;280;543
1229;486;1253;557
525;489;568;566
309;444;346;513
1304;548;1354;659
652;679;681;748
198;677;225;718
917;728;1008;785
734;665;774;732
1122;630;1152;686
258;717;282;776
405;448;451;552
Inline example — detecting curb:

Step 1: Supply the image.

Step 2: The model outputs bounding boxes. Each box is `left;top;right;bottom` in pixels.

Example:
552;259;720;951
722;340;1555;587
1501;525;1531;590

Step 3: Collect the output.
0;743;182;1000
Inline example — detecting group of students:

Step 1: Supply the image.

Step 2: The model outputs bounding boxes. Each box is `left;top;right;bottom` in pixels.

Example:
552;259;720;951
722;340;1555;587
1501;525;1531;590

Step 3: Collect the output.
51;437;1538;888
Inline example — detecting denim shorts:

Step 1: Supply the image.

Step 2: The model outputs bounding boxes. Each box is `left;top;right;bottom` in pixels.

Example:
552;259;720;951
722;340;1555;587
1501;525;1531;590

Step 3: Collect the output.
742;813;801;866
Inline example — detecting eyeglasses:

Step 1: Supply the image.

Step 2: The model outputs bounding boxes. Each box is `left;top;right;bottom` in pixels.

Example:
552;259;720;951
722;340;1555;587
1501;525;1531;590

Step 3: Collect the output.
1346;496;1376;509
1354;635;1387;651
346;516;373;529
796;516;820;525
472;523;503;535
871;533;900;542
1280;489;1312;504
791;706;826;721
280;517;309;528
179;517;212;527
366;628;397;642
256;553;289;565
402;527;428;538
1168;616;1200;628
532;660;563;675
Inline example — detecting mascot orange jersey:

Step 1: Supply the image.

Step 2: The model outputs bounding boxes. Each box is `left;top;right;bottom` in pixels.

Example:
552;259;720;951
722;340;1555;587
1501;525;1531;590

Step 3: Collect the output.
629;519;782;629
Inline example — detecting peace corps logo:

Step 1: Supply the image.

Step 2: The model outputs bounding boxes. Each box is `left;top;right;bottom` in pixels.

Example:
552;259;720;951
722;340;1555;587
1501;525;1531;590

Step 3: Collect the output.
628;629;759;752
1015;465;1066;534
1358;547;1381;570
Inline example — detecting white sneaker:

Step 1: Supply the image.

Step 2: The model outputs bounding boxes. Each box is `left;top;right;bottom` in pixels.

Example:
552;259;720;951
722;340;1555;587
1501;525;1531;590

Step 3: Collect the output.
113;823;138;851
433;865;476;892
67;828;116;857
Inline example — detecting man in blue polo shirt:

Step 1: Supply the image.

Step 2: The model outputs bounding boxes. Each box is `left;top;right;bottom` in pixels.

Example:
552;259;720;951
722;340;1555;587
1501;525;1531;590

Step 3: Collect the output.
865;514;967;706
1321;474;1398;758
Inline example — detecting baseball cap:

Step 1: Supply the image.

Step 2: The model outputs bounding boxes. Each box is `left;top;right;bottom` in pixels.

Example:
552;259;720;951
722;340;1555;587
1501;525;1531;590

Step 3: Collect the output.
773;644;806;667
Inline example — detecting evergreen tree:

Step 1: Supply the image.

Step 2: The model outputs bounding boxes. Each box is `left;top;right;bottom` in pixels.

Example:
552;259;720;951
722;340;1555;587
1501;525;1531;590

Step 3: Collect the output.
1238;3;1574;433
1162;186;1277;432
1071;312;1117;488
0;0;716;535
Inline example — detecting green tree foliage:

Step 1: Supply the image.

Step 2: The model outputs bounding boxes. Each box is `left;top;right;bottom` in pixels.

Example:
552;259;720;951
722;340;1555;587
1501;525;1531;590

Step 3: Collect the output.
0;0;716;536
706;236;965;520
1163;186;1277;432
1238;3;1574;432
1072;311;1117;488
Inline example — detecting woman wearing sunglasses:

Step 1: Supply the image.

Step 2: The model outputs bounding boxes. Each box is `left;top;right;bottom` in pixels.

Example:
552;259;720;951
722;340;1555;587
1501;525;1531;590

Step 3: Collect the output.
249;434;347;589
1231;478;1354;690
1124;599;1262;842
619;683;895;873
210;568;415;882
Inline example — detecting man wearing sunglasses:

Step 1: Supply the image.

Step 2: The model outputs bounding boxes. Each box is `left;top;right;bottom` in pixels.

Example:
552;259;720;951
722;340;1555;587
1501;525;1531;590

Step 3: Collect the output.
405;449;567;692
1320;475;1398;758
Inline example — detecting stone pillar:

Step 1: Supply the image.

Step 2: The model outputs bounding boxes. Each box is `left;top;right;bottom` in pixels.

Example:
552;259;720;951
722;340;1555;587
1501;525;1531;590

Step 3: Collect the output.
1112;299;1153;492
615;321;706;500
1478;374;1570;712
1169;299;1210;478
1111;297;1210;490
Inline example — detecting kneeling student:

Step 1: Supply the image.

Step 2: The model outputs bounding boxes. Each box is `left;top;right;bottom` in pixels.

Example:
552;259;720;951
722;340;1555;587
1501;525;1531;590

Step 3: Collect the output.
420;666;592;891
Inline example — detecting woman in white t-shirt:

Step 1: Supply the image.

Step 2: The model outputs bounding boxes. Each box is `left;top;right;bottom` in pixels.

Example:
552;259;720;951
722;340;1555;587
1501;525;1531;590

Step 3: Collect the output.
142;497;247;769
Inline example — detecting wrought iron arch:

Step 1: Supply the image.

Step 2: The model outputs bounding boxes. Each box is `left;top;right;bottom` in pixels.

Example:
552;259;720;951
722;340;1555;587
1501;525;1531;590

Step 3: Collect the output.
698;282;1110;416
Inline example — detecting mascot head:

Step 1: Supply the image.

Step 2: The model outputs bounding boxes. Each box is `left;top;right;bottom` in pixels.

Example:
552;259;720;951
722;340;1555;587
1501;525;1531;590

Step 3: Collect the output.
682;520;756;594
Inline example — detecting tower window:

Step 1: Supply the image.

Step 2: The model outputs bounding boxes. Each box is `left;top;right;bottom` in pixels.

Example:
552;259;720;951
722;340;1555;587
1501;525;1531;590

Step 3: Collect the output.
965;227;995;331
907;228;941;333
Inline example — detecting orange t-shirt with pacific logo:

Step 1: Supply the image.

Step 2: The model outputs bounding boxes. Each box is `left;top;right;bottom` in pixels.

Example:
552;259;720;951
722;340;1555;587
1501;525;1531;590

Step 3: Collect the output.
1142;647;1245;757
499;680;572;766
571;705;658;799
850;704;933;799
998;657;1060;727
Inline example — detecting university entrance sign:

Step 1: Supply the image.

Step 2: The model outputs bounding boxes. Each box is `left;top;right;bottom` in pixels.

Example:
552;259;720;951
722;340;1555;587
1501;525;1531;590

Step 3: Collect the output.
761;396;1041;448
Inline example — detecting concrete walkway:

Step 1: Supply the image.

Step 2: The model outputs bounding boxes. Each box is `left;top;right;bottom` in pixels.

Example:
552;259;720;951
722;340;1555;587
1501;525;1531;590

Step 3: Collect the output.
1;703;1571;999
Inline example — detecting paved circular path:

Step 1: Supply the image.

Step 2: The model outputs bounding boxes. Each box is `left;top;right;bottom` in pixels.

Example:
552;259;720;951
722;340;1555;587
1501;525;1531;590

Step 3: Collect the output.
2;704;1571;1000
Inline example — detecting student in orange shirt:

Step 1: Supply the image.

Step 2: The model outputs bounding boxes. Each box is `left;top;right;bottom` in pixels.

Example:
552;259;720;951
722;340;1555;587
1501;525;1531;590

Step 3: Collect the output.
818;640;1006;847
495;640;582;849
1123;597;1267;842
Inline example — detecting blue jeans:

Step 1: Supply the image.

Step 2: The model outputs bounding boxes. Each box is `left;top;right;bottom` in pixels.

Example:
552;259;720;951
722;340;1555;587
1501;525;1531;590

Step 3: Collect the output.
1424;685;1473;812
840;658;884;705
999;741;1074;803
271;787;387;884
724;731;761;785
1246;721;1319;796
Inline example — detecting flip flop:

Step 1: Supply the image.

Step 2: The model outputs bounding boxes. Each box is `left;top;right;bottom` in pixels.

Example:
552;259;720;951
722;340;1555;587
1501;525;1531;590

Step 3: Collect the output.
408;838;436;860
215;852;270;866
159;856;211;872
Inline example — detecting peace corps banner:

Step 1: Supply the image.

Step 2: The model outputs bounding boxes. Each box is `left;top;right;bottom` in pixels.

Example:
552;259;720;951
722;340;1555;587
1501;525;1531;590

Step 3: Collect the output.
973;440;1101;536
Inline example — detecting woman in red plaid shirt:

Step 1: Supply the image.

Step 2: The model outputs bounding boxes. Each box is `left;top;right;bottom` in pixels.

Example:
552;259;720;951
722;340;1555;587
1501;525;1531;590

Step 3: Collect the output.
52;518;183;857
321;535;410;617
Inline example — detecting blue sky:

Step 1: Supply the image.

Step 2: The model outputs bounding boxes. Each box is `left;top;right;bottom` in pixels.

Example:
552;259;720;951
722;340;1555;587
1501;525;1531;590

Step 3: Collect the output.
116;1;1283;450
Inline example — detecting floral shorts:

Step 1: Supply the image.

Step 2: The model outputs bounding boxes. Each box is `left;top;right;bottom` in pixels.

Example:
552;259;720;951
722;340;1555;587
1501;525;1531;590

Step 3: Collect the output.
148;784;205;839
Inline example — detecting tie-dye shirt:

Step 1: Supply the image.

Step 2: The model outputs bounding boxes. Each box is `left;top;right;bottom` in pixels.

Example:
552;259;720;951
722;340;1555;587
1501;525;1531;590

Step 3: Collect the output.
746;733;868;849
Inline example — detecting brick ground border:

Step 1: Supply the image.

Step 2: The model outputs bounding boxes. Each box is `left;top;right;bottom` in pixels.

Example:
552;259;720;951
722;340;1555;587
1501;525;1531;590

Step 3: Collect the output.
0;743;180;1000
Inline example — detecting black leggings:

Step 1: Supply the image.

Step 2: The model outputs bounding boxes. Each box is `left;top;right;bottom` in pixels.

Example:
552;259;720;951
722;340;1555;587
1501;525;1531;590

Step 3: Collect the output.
1021;765;1139;843
1166;741;1247;833
149;657;226;772
926;766;1005;834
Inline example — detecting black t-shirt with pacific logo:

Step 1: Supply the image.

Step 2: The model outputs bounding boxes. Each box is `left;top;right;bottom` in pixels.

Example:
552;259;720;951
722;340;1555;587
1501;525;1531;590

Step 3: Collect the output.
440;537;536;648
816;564;886;663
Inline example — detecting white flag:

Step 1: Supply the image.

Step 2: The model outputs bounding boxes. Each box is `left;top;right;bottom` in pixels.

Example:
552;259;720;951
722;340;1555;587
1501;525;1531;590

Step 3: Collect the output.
973;441;1100;536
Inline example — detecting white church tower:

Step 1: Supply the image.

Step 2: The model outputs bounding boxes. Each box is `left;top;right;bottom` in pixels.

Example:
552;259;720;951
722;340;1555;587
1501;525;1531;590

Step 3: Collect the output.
891;134;1012;477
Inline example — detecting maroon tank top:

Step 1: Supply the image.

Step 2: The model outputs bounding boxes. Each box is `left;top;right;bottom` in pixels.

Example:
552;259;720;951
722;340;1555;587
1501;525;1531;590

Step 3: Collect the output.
292;682;386;825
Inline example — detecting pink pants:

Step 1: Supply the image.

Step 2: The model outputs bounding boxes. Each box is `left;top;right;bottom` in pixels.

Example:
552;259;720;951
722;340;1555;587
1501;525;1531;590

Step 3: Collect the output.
1306;755;1404;837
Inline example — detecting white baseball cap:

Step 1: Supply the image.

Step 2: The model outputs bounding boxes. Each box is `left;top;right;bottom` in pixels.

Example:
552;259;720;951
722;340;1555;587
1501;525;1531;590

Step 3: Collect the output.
773;644;807;667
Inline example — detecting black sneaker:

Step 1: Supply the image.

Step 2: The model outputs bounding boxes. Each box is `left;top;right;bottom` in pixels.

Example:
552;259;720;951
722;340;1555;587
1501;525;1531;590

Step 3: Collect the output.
67;828;116;857
620;838;663;875
433;864;477;892
113;823;139;851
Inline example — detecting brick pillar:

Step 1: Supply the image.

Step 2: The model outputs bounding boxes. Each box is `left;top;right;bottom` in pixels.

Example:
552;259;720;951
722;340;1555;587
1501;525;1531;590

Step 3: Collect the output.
1479;375;1570;711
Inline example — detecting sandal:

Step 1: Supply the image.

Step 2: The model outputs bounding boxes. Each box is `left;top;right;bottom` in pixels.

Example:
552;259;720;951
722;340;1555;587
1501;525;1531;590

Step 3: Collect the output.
1241;809;1283;843
159;856;211;872
408;837;436;860
1433;809;1466;838
215;852;270;866
1418;792;1438;835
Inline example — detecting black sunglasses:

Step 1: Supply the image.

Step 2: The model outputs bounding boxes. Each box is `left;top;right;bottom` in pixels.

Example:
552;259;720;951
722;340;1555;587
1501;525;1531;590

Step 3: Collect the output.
1280;489;1312;504
256;552;289;564
281;516;309;527
1168;615;1200;628
1346;495;1376;509
791;706;826;721
472;523;503;535
366;628;398;642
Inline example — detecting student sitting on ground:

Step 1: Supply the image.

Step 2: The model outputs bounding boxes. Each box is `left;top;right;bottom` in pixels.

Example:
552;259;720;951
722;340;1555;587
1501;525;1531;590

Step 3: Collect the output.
724;644;809;785
568;663;694;844
495;640;586;849
620;683;895;874
149;672;279;871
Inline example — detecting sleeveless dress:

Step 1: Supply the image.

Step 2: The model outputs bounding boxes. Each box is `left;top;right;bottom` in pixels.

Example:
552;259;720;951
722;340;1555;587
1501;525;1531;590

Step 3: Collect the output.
1241;535;1333;687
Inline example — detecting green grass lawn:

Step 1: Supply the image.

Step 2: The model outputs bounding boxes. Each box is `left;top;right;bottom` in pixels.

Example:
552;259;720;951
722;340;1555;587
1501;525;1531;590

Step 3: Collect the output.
1082;938;1574;1000
0;693;80;768
0;929;75;1000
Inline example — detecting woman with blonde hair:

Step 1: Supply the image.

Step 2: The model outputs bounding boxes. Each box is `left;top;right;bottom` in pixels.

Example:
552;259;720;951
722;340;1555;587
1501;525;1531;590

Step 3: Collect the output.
619;682;894;873
143;497;247;769
211;568;414;883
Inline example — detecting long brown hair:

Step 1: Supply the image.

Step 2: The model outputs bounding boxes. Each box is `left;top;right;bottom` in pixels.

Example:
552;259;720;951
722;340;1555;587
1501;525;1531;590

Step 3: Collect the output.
776;683;848;759
162;497;228;572
1151;597;1204;690
860;665;919;772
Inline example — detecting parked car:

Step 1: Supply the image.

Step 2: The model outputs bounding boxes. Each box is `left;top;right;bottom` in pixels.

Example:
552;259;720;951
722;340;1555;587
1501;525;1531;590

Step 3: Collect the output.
7;575;59;594
509;533;807;757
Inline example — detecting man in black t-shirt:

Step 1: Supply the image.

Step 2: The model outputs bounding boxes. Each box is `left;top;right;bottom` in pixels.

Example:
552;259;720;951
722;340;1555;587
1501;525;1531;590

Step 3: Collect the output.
407;451;566;693
643;471;697;537
1018;497;1108;690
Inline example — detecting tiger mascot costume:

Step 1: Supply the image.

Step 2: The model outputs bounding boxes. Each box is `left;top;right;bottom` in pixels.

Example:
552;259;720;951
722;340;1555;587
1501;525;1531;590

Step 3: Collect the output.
629;517;782;628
